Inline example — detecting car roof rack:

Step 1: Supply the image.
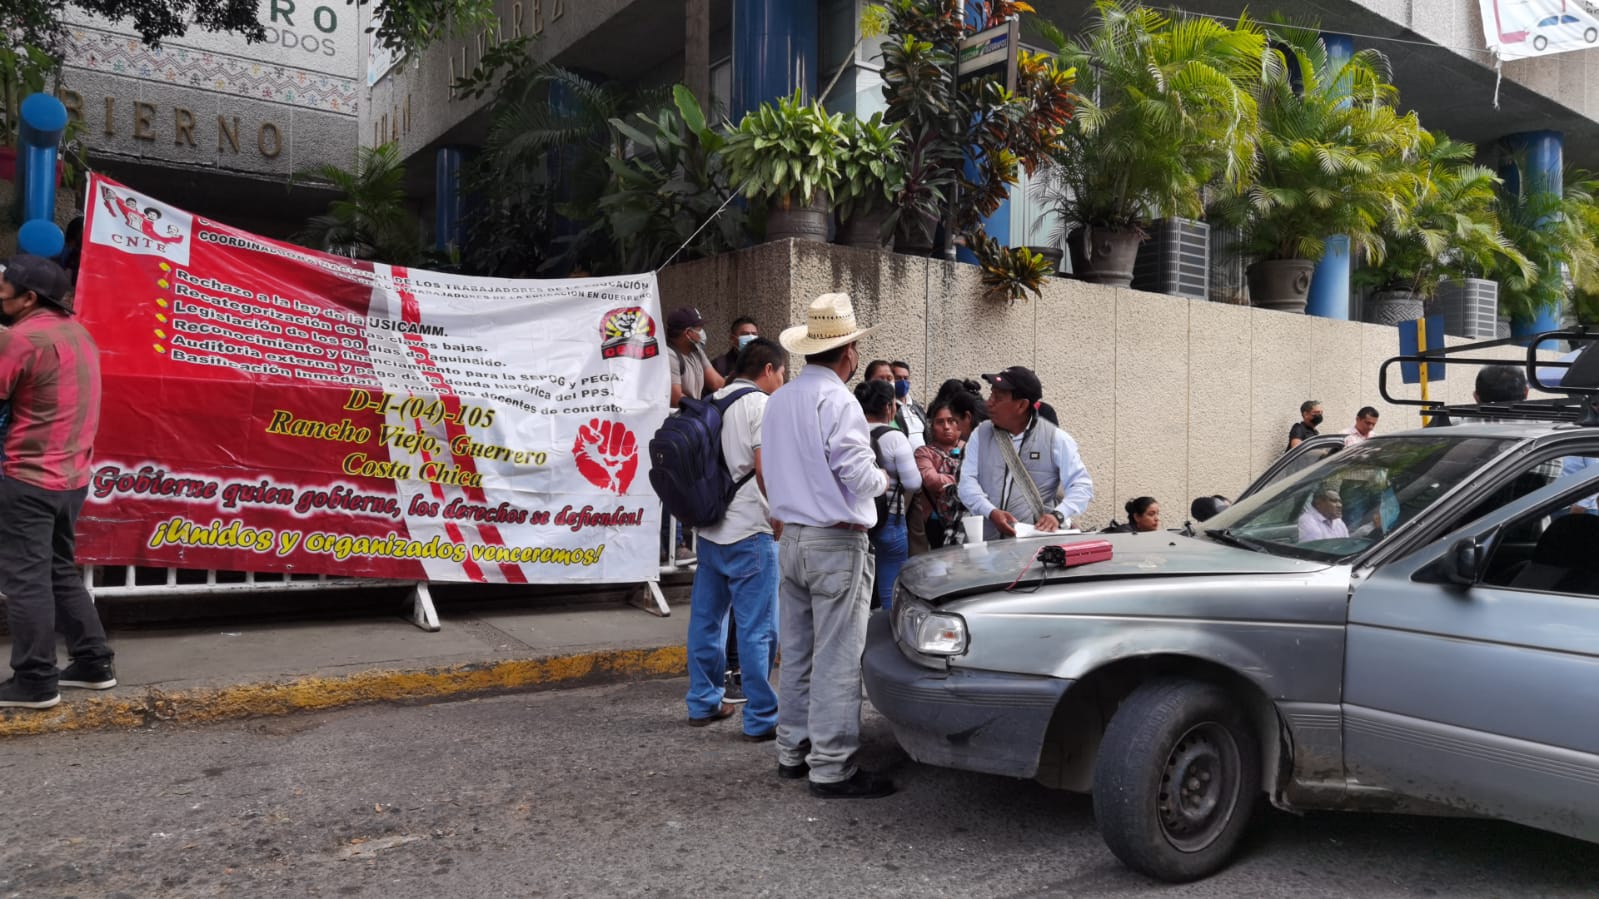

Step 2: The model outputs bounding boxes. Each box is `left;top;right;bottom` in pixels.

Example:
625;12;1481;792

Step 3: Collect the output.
1378;328;1599;427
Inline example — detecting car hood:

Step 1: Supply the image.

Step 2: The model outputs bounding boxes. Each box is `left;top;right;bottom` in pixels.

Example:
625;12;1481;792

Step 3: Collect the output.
899;532;1329;603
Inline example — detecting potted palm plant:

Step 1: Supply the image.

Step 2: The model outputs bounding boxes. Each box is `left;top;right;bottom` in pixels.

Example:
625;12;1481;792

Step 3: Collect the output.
1037;0;1265;287
1353;131;1530;328
834;112;905;250
1213;27;1422;313
1488;173;1599;334
722;92;845;244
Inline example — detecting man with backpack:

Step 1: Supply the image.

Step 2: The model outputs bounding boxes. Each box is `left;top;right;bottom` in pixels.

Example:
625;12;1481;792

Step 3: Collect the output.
675;337;787;735
765;293;893;799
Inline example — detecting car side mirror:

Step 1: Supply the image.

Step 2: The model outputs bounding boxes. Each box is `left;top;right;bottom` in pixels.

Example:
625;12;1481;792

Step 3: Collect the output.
1443;537;1483;587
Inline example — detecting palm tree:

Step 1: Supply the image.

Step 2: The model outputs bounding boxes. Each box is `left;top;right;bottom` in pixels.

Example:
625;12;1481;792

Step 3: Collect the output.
296;142;423;264
1215;26;1423;267
1037;0;1266;234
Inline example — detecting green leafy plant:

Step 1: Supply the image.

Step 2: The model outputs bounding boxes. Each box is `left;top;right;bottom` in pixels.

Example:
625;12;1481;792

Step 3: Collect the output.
1036;0;1265;236
835;113;905;224
1212;26;1423;265
970;230;1055;303
595;85;748;272
1353;131;1531;299
0;42;58;148
1487;170;1599;326
295;142;425;264
721;93;846;209
878;0;1075;254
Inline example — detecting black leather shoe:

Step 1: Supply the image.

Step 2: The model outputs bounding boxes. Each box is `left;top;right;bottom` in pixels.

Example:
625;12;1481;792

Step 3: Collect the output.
777;761;809;779
809;769;895;799
688;702;736;727
742;728;776;742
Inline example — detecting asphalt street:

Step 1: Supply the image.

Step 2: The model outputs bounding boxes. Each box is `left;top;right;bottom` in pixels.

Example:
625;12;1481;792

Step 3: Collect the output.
2;677;1596;898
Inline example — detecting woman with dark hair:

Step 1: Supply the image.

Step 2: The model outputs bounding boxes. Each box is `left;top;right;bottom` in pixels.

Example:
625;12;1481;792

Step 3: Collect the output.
945;389;987;440
908;398;964;555
1104;496;1162;533
857;379;921;608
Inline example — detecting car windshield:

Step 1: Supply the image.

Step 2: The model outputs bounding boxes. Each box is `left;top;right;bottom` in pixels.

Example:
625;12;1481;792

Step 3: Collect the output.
1200;435;1518;562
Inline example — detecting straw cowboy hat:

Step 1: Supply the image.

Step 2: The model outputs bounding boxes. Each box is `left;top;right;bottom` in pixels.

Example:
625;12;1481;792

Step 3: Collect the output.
779;292;877;355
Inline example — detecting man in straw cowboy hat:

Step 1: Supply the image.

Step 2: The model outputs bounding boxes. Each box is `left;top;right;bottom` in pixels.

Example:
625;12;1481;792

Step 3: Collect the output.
763;292;895;799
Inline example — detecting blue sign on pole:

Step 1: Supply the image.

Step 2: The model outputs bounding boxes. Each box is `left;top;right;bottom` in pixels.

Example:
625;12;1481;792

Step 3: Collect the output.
1397;314;1446;385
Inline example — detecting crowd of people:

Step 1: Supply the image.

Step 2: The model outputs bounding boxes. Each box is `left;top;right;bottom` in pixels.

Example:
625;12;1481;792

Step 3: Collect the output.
665;293;1243;799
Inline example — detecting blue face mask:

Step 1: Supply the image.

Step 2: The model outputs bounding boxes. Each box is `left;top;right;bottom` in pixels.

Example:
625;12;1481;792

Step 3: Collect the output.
737;333;756;350
895;378;911;399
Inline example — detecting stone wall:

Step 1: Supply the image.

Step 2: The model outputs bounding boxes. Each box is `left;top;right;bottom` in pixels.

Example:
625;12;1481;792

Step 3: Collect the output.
660;241;1524;530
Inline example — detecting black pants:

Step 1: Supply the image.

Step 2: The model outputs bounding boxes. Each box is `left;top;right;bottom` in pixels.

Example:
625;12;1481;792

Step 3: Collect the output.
0;478;112;689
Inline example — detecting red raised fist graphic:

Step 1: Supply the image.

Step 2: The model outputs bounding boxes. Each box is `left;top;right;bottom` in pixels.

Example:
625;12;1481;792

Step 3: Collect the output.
573;419;639;494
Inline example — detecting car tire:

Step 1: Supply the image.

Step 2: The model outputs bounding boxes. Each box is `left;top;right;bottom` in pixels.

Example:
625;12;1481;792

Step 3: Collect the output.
1534;34;1549;51
1091;678;1261;883
1586;27;1597;42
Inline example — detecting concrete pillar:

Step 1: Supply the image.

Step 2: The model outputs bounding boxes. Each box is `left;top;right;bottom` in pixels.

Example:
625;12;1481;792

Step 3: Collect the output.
731;0;819;121
1499;130;1565;338
1306;34;1354;321
433;146;465;254
685;0;711;111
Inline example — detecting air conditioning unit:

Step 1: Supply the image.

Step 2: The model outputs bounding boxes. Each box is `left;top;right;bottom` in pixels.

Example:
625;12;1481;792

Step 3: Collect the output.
1430;279;1499;339
1132;218;1210;300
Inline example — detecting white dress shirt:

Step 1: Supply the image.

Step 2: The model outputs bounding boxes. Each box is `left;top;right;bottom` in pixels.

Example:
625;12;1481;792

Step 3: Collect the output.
764;365;888;528
875;426;923;516
1297;507;1350;541
957;417;1094;523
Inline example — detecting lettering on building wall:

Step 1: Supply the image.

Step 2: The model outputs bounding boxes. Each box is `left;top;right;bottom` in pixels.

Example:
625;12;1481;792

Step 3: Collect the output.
59;90;286;162
264;0;340;56
370;94;413;146
445;0;554;93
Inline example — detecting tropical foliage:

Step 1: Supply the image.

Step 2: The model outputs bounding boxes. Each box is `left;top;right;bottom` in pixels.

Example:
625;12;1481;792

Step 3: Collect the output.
296;142;426;264
834;113;906;224
722;93;846;208
1353;132;1531;299
0;42;57;148
877;0;1075;300
1036;0;1265;234
1212;26;1422;264
1486;171;1599;326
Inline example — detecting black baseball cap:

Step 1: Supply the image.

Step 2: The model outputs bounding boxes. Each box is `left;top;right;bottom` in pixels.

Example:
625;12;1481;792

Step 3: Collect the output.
666;306;704;332
1;254;73;314
982;366;1043;403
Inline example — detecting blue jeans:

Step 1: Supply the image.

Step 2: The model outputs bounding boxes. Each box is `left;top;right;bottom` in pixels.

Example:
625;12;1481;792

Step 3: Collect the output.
686;533;779;735
869;516;908;610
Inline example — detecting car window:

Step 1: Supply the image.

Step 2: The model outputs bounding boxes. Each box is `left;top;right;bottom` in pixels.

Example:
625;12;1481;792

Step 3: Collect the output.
1479;474;1599;596
1201;436;1518;562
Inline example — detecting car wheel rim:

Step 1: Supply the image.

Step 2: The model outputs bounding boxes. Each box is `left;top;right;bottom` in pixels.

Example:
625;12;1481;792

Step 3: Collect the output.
1156;721;1241;853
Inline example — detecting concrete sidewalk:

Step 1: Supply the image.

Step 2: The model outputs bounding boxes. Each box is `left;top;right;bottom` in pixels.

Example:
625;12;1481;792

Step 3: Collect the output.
0;593;692;738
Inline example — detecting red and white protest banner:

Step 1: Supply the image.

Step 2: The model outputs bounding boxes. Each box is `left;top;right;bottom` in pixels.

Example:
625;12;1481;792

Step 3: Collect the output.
74;173;667;583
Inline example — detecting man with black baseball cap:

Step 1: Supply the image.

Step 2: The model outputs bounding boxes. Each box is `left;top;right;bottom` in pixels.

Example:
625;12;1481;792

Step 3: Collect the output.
0;254;114;709
957;365;1094;540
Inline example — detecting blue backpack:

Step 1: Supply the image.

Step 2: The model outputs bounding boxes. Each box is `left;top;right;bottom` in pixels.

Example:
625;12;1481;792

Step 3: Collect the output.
649;387;760;527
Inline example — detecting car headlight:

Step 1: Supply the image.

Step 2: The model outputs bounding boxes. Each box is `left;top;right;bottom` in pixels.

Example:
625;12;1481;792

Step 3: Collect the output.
895;596;968;656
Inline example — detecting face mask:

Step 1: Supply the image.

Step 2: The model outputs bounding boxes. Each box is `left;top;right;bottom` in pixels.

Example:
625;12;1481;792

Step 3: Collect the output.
737;334;756;350
1310;413;1324;426
693;329;706;348
895;378;910;399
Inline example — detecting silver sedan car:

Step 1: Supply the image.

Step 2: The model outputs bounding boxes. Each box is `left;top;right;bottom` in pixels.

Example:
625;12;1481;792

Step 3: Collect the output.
864;423;1599;882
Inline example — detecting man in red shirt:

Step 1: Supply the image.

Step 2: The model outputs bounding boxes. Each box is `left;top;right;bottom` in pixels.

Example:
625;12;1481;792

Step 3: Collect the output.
0;255;113;709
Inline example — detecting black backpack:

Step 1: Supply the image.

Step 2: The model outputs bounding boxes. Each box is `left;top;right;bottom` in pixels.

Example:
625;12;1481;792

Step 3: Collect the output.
648;387;760;527
868;425;903;536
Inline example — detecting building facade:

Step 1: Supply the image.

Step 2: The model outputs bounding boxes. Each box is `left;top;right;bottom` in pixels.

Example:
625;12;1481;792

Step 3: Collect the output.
53;0;363;236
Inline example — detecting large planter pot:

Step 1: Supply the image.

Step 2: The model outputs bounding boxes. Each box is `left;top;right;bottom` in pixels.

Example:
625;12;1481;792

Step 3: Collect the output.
1364;289;1426;327
1066;226;1143;287
837;207;893;251
765;196;830;244
1025;245;1065;276
1430;278;1500;339
895;212;938;257
1246;259;1316;313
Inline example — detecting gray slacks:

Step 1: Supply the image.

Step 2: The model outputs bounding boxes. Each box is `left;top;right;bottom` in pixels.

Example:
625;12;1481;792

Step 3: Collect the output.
775;524;875;784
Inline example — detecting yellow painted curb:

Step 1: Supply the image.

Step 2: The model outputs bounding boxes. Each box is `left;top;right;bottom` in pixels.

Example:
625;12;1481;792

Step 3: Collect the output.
0;644;688;737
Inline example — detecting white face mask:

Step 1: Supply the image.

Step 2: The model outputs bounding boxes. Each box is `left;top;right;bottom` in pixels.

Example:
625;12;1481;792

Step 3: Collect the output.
737;333;756;349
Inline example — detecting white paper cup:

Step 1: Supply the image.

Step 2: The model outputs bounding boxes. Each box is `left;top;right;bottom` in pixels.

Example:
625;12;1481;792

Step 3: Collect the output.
961;516;985;544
